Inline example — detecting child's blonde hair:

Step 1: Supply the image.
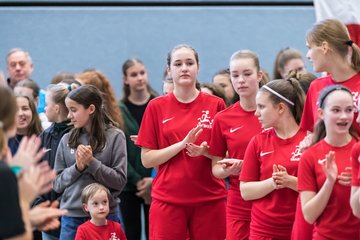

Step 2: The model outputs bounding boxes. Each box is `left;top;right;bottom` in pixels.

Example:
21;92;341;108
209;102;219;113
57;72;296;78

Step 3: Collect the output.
81;183;111;214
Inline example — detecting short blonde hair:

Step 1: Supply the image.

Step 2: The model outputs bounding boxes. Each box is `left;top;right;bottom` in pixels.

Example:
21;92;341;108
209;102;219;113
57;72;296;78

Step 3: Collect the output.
81;183;111;205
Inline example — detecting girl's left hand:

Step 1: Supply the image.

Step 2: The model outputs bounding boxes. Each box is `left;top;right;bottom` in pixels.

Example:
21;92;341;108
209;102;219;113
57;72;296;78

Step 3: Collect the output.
76;144;93;166
185;141;208;157
272;164;292;189
338;167;352;186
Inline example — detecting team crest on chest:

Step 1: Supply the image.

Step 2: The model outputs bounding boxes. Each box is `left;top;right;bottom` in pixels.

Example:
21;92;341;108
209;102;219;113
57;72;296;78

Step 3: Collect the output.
290;145;302;161
197;110;213;129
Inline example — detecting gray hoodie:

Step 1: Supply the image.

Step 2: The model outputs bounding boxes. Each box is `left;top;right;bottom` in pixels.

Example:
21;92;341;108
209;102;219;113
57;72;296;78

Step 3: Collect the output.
53;127;127;217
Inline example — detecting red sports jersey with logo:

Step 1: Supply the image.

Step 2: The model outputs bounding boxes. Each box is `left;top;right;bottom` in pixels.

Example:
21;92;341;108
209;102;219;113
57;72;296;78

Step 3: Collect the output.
352;142;360;186
298;139;360;240
300;73;360;132
239;128;306;239
75;220;127;240
136;92;227;205
209;103;262;219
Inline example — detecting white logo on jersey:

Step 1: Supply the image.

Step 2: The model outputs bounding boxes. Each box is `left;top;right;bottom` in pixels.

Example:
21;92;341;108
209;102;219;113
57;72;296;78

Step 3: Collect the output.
352;91;359;113
260;151;274;157
230;126;243;133
197;110;213;129
162;117;174;124
290;145;302;161
109;232;120;240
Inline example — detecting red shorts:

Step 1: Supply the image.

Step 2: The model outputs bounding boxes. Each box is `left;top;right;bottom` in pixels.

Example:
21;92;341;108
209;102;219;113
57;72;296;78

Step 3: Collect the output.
149;198;226;240
226;217;250;240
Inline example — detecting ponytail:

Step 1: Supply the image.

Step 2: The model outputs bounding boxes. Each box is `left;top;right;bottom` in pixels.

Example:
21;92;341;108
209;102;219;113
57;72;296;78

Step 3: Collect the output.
260;79;305;124
350;42;360;72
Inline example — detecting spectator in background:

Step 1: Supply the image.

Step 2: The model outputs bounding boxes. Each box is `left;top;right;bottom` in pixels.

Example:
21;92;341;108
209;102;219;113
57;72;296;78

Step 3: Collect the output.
8;94;43;155
14;79;52;130
0;70;6;86
6;48;34;89
51;71;76;84
119;58;158;240
14;79;40;104
273;47;307;80
162;67;174;95
212;68;239;105
76;69;125;131
200;83;228;105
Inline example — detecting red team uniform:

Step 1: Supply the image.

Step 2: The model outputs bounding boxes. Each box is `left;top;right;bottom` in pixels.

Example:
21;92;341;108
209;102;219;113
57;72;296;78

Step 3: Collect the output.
300;73;360;133
352;142;360;240
298;139;360;240
75;220;127;240
352;142;360;187
209;102;262;240
295;73;360;240
136;92;227;239
239;128;306;240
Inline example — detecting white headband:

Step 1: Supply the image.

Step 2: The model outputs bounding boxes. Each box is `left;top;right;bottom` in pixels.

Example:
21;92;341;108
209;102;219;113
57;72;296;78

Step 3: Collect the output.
263;85;294;106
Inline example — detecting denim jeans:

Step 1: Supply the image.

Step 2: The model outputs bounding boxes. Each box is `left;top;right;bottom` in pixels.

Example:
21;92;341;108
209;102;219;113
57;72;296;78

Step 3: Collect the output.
59;211;121;240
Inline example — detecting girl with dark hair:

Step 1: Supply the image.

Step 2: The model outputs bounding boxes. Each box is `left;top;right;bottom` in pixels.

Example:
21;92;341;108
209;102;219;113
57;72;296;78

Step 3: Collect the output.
119;58;158;240
239;79;306;239
298;85;360;239
136;44;227;239
53;85;127;239
33;82;79;240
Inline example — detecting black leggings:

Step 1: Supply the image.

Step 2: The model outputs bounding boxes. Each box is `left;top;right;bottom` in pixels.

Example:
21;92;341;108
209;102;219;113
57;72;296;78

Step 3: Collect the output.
120;191;150;240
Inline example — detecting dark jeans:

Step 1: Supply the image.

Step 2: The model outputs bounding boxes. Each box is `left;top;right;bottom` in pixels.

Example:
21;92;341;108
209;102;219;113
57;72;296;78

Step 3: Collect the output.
59;210;120;240
120;191;150;240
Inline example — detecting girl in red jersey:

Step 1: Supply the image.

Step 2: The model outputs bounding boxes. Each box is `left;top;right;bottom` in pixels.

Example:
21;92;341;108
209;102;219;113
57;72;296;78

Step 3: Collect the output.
301;19;360;133
298;85;360;239
295;18;360;240
208;50;264;240
350;98;360;221
239;79;306;240
136;44;227;240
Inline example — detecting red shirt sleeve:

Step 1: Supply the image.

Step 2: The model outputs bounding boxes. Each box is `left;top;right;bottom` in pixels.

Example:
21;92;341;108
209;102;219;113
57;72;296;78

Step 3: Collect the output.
351;143;360;186
298;150;317;192
208;113;227;158
239;136;260;181
300;86;315;132
74;225;86;240
136;101;159;149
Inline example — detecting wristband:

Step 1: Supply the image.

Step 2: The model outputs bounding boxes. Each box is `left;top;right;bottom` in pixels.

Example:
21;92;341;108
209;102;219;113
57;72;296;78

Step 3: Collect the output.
11;165;23;177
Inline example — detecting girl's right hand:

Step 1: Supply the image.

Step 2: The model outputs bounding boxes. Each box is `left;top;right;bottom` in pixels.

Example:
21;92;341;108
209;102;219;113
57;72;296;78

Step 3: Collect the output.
319;151;338;183
182;125;203;148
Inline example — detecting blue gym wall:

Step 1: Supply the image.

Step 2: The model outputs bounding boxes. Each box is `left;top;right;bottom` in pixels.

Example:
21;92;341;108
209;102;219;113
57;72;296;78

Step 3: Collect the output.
0;1;316;97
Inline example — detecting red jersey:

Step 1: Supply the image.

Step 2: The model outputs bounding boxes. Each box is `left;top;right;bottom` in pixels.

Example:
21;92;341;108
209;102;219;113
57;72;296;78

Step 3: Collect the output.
300;73;360;132
136;92;227;206
209;102;262;220
352;142;360;186
75;220;127;240
239;128;306;239
298;139;360;240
